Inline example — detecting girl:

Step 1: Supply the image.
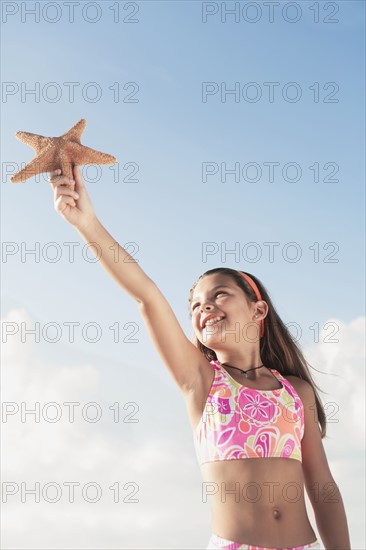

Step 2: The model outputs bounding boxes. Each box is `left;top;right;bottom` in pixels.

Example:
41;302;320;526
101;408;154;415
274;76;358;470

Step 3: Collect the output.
48;166;351;550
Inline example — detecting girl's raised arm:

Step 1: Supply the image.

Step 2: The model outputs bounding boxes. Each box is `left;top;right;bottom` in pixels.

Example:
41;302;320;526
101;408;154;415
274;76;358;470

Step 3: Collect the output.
48;166;208;393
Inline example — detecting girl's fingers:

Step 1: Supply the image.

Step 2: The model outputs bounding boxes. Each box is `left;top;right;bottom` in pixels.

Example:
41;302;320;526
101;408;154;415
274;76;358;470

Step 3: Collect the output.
48;173;75;188
55;195;76;212
47;169;61;182
54;186;79;200
73;165;86;191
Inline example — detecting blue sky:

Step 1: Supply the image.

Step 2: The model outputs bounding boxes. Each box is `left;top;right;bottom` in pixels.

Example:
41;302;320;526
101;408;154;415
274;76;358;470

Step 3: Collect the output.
1;1;365;548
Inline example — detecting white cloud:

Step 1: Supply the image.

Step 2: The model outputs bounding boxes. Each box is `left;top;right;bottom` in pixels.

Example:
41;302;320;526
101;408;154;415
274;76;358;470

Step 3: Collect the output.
303;316;365;548
1;308;207;549
304;316;365;453
1;309;364;549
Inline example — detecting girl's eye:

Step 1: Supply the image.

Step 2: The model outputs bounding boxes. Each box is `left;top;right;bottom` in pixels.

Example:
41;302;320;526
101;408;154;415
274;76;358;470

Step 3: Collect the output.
192;291;226;311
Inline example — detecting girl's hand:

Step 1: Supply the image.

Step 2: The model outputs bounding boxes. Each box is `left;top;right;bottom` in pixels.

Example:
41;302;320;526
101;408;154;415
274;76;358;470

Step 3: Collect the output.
48;165;96;232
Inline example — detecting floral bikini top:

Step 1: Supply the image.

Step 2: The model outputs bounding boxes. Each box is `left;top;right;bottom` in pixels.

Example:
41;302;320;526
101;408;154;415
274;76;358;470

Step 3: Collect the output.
193;360;304;466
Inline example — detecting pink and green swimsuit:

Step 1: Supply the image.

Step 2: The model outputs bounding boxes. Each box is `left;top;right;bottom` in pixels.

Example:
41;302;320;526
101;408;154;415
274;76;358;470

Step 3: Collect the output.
193;361;320;550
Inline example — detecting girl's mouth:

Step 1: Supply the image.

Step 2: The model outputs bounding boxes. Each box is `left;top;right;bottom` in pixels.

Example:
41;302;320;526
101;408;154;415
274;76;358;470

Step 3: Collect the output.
203;317;225;330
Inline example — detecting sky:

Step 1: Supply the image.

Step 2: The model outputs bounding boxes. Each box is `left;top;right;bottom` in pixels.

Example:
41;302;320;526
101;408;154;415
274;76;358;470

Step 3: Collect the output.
1;1;365;548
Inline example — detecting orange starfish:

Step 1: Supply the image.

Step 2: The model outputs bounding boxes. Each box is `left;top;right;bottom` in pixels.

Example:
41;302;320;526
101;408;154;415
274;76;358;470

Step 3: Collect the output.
11;118;117;183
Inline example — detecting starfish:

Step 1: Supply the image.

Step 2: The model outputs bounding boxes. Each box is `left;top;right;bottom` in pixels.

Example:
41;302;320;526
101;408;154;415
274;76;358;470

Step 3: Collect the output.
11;118;117;183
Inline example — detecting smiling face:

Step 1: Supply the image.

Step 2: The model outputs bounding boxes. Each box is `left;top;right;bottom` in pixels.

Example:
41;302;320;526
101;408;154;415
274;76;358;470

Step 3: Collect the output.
190;273;260;351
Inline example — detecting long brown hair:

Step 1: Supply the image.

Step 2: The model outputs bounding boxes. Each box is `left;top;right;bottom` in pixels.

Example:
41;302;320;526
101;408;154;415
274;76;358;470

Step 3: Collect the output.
188;267;327;438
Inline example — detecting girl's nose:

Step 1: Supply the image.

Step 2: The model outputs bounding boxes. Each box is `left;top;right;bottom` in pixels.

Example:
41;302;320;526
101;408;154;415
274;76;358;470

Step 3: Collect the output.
200;302;214;312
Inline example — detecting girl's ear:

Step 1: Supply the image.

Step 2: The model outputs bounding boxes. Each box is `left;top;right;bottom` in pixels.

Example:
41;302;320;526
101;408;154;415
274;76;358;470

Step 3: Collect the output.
256;300;269;320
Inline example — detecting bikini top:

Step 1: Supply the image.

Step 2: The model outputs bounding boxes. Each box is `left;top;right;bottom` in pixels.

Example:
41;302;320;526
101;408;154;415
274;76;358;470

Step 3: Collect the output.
193;360;304;466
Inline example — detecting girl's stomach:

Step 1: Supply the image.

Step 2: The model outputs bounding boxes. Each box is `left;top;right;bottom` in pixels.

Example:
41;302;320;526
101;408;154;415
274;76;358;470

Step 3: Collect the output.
200;457;317;548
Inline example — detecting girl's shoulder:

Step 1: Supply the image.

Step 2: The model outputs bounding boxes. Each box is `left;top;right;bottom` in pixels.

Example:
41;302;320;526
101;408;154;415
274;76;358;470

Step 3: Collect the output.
283;373;315;404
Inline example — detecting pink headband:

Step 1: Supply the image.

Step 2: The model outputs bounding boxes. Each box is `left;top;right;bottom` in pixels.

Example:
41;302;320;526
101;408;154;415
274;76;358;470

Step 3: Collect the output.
239;271;265;338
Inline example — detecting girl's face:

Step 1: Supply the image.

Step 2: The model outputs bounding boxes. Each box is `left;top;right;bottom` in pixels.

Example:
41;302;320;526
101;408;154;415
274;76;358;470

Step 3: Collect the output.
190;273;260;349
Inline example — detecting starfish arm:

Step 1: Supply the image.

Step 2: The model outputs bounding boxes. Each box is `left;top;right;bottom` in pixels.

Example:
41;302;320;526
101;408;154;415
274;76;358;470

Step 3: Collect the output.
15;131;52;154
11;148;56;183
66;142;116;166
61;119;86;143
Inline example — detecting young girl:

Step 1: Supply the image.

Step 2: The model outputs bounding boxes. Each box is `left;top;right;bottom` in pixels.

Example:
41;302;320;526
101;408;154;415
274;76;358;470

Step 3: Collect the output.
48;166;351;550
